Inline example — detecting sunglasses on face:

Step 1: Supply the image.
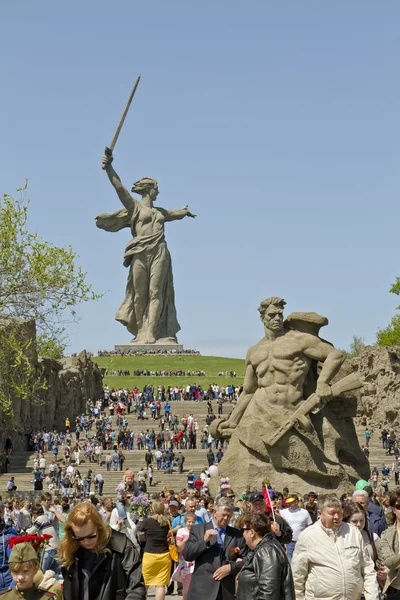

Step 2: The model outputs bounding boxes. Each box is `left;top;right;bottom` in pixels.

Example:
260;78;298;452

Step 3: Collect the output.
241;528;251;532
71;531;98;541
394;504;400;511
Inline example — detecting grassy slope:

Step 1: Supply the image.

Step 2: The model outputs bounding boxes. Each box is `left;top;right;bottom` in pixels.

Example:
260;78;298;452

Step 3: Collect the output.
92;355;245;390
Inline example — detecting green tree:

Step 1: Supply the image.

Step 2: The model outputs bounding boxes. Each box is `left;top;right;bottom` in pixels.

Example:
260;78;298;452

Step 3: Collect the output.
390;277;400;298
377;315;400;347
0;183;101;413
375;277;400;347
341;335;365;359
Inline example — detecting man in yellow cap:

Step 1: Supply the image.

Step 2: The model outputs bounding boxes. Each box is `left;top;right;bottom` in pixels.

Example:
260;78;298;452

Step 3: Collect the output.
280;494;312;563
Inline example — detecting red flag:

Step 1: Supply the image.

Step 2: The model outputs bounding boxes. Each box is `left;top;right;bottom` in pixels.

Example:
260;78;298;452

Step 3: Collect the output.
262;488;273;514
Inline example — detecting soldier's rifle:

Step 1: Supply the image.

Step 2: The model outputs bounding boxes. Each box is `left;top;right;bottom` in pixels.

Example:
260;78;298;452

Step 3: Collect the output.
266;372;363;447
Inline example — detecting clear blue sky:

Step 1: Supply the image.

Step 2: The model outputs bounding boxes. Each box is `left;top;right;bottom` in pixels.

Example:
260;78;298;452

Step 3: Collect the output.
2;2;399;358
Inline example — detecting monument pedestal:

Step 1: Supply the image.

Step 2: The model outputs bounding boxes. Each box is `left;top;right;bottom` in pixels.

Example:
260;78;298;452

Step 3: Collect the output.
115;342;183;353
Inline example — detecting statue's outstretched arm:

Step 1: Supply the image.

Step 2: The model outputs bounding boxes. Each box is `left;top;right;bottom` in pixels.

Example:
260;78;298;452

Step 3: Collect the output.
102;148;135;212
163;205;196;221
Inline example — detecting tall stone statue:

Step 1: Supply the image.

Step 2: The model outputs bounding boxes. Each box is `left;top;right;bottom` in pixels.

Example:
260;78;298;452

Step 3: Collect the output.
211;297;369;493
96;148;196;344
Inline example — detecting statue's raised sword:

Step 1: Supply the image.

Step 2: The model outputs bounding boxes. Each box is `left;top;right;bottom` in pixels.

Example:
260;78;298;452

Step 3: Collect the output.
102;75;141;169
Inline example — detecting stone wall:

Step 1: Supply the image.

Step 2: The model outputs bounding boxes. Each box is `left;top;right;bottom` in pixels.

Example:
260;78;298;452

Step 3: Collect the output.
0;320;103;451
349;345;400;432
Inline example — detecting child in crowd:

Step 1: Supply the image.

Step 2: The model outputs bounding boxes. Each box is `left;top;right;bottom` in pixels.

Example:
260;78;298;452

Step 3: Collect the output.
148;465;154;486
3;535;63;599
172;513;196;600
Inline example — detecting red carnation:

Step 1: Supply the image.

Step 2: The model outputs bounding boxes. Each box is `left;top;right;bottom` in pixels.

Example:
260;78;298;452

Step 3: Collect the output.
8;534;52;551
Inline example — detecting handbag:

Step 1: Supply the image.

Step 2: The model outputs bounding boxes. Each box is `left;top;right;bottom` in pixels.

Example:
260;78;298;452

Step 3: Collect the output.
168;522;179;562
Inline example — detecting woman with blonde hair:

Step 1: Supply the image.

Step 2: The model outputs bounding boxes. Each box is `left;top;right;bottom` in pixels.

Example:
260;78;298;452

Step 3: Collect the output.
138;500;171;600
59;501;145;600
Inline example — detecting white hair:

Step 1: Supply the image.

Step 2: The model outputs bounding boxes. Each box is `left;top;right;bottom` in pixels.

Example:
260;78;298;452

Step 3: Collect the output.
214;497;234;512
352;490;369;500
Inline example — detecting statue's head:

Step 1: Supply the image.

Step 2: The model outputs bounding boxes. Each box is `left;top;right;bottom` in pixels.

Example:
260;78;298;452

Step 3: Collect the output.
258;297;286;332
131;177;159;201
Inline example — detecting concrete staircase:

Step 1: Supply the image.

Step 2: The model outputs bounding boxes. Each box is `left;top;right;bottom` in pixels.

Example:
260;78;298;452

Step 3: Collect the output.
355;426;397;486
0;404;396;497
0;401;222;497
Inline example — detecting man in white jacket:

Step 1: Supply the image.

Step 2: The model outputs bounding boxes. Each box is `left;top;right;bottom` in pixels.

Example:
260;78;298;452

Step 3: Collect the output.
292;494;379;600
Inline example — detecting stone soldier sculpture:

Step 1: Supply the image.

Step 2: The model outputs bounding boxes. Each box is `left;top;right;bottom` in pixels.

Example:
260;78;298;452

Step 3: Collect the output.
211;297;369;493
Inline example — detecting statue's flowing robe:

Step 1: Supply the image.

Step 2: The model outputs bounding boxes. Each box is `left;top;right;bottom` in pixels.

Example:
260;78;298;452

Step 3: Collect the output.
95;205;180;339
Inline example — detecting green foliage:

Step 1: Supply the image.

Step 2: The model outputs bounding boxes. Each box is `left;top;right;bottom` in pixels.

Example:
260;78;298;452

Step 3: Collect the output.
0;183;102;412
340;335;365;359
349;335;365;357
0;183;101;343
0;322;46;417
375;277;400;347
377;314;400;347
36;334;65;360
389;277;400;299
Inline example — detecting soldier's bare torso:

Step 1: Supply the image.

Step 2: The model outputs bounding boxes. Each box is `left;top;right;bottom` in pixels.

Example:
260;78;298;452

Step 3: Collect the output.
247;330;312;410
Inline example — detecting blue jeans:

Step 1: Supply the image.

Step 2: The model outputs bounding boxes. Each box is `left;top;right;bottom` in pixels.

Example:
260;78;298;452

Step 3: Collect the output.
286;541;296;563
116;501;128;519
41;548;59;577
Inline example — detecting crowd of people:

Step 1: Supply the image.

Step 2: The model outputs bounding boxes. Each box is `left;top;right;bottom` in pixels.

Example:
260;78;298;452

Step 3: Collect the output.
104;369;211;378
103;370;239;383
22;388;230;500
96;349;201;357
4;391;400;600
1;473;399;600
102;383;242;404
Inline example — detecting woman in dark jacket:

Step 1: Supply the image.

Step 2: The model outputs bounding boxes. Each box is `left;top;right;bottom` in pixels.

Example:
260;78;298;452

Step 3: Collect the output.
237;512;295;600
58;501;145;600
